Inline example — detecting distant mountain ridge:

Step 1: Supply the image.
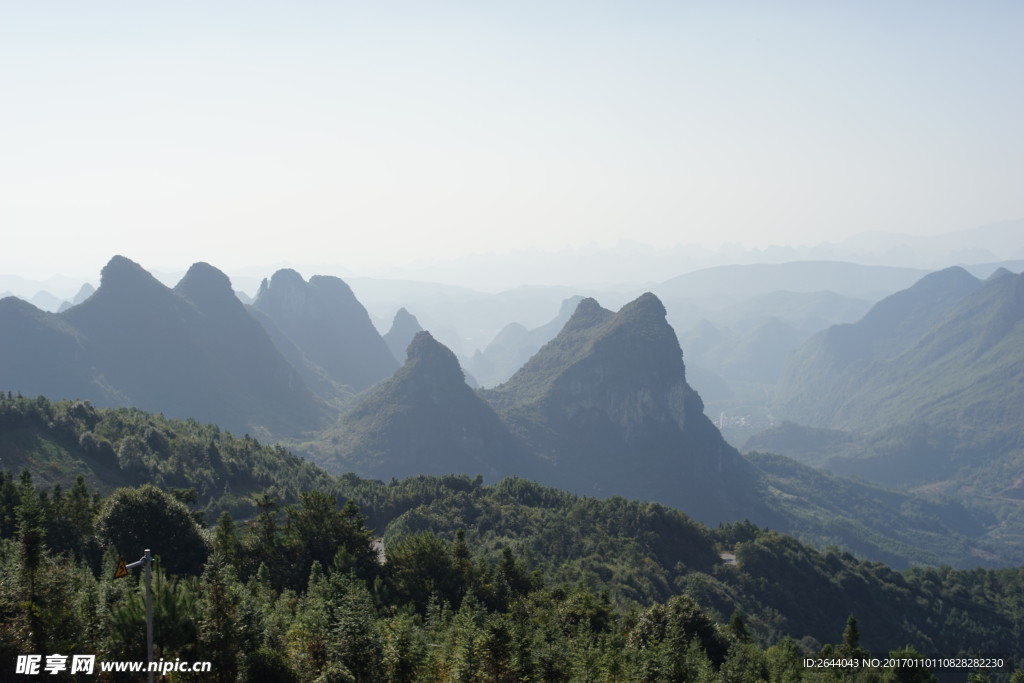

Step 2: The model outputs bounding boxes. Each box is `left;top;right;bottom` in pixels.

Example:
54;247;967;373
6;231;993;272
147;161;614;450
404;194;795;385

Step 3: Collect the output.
251;268;399;395
312;292;767;522
774;266;984;425
314;331;535;481
300;292;1009;567
653;261;930;305
5;255;1021;567
2;256;327;436
467;295;584;388
770;268;1024;497
383;307;424;363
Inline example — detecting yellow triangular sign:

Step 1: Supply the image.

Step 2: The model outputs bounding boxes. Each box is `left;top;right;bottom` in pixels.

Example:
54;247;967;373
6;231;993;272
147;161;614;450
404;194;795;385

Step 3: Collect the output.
113;557;129;579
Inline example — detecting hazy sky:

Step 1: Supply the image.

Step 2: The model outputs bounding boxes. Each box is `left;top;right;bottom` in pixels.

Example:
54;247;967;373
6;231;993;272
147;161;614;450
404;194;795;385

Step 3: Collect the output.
2;1;1022;279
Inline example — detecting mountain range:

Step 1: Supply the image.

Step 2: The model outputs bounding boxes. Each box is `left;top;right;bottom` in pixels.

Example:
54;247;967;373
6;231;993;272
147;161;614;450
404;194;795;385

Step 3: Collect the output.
4;255;1023;569
755;266;1024;546
2;257;331;436
303;289;1010;567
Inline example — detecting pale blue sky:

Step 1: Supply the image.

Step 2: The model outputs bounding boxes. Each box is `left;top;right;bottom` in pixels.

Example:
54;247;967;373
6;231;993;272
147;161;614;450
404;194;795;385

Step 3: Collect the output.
2;1;1021;278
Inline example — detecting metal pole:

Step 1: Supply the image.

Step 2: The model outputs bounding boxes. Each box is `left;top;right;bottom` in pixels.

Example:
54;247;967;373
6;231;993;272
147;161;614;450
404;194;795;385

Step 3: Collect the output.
145;549;154;683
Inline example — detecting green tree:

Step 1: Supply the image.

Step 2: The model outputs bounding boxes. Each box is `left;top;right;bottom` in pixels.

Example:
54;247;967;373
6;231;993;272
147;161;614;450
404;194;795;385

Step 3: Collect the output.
96;485;209;575
764;637;804;683
199;553;243;682
728;607;751;643
213;510;242;569
15;470;47;652
330;574;383;682
385;532;461;613
286;562;332;679
108;564;199;663
380;612;424;683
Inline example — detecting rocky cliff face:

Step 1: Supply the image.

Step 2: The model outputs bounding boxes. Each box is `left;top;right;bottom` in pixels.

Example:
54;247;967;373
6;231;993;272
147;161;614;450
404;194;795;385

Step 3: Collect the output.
542;293;700;440
484;293;766;523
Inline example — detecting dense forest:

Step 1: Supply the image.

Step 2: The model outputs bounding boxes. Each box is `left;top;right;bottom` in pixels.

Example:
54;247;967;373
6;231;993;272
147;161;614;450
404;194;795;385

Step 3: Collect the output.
3;470;1023;682
2;395;1023;681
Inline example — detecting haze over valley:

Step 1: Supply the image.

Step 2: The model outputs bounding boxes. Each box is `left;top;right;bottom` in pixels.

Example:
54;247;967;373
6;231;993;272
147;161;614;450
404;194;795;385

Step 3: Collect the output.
4;232;1024;567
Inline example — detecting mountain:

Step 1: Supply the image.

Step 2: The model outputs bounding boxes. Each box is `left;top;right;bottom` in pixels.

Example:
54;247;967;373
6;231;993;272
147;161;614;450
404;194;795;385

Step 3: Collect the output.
821;270;1022;431
290;291;1007;567
709;289;871;335
28;290;63;312
0;296;99;402
311;331;535;481
0;256;326;436
383;307;424;363
348;278;617;359
483;293;771;524
251;269;398;393
54;257;326;436
770;269;1024;499
467;295;584;388
774;266;983;426
57;282;96;313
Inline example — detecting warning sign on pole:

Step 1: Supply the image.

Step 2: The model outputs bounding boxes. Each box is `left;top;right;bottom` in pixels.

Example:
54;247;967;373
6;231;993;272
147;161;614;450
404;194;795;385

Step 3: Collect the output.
113;557;129;579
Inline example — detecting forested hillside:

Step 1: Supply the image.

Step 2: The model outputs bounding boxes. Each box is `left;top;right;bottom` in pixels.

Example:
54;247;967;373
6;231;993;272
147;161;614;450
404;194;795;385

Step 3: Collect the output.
0;393;335;521
4;391;1012;573
2;394;1023;681
2;468;1022;681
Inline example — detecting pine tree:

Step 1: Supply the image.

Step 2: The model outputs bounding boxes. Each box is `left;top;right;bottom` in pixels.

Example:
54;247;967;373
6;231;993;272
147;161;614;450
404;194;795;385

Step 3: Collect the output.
213;511;242;570
286;562;332;679
199;553;242;682
15;470;47;653
330;574;383;682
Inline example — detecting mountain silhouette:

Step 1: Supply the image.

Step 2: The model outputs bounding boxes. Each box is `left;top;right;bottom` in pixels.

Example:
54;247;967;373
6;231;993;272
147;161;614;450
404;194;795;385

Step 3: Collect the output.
775;266;982;425
484;293;768;523
468;295;585;388
317;331;535;481
383;307;424;364
252;269;398;394
3;256;324;435
771;268;1024;491
0;296;99;402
